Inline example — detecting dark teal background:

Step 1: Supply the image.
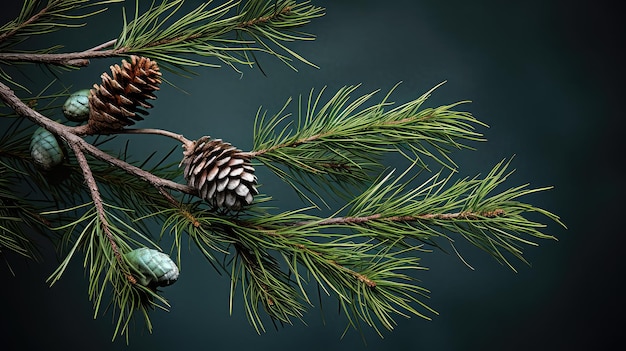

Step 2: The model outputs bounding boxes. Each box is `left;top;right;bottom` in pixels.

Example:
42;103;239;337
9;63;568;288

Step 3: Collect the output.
1;1;622;350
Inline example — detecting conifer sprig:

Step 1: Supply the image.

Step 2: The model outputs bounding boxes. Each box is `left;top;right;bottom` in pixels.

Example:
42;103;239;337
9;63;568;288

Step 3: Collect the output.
117;0;324;70
236;0;323;70
160;203;438;335
160;157;564;335
0;0;122;84
0;0;324;78
216;159;559;331
0;0;121;49
43;201;165;341
250;83;485;205
338;158;563;270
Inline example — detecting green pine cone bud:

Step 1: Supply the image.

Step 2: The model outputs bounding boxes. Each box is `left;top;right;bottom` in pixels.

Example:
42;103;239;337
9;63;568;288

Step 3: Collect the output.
29;126;65;170
62;89;91;122
125;248;179;288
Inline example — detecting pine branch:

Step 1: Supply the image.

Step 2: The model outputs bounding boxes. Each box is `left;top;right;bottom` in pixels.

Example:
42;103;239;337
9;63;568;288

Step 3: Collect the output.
116;0;323;70
0;0;122;72
337;159;562;270
215;209;436;334
0;81;195;197
249;83;486;206
154;156;561;333
0;0;324;72
0;1;565;342
66;138;129;273
0;72;563;340
0;0;121;46
43;201;166;342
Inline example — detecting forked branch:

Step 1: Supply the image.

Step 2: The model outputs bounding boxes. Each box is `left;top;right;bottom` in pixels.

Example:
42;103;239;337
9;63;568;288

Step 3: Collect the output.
0;81;196;198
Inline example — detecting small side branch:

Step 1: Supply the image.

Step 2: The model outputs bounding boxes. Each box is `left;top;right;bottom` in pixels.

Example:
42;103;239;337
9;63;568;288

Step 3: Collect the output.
114;128;193;147
294;243;377;288
67;141;122;263
85;39;118;52
233;241;276;306
241;221;378;288
0;48;125;67
296;209;506;226
246;130;331;158
0;3;292;66
246;113;436;159
237;5;293;28
0;1;50;43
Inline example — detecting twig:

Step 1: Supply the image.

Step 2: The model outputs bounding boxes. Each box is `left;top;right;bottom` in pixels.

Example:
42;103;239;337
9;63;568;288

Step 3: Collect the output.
85;39;118;52
116;128;193;147
235;219;378;288
0;1;50;43
245;114;435;158
65;39;119;67
296;209;506;226
237;5;293;28
0;49;126;67
294;243;377;288
67;140;122;263
233;240;277;306
0;3;295;67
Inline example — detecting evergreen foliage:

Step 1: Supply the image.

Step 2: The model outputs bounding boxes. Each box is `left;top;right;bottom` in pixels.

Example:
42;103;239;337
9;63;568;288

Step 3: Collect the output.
0;0;564;342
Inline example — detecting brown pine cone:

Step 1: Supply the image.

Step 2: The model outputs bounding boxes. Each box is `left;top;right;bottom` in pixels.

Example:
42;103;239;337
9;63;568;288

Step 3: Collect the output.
181;136;258;210
87;55;161;133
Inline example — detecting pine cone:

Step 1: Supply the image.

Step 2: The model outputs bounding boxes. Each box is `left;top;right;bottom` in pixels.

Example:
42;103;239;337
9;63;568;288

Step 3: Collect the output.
87;55;161;133
125;248;179;288
181;137;258;210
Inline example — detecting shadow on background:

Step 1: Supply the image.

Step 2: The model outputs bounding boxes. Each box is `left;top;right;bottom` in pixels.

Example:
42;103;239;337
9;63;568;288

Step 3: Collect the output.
1;0;622;350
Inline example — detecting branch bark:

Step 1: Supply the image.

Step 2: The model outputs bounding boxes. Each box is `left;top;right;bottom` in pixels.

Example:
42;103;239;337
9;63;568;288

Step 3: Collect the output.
305;209;506;226
0;48;125;67
67;141;120;256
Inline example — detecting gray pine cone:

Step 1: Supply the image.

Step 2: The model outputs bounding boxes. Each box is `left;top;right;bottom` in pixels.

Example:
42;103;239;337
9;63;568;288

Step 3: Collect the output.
181;136;258;210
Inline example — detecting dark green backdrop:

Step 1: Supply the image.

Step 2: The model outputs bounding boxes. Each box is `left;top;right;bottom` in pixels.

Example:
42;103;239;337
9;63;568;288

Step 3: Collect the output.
1;1;622;350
